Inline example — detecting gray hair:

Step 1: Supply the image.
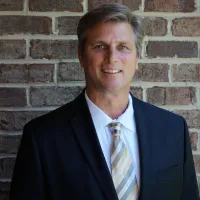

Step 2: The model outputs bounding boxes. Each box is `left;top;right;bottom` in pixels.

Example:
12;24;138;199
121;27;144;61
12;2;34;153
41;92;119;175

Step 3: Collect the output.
77;3;143;57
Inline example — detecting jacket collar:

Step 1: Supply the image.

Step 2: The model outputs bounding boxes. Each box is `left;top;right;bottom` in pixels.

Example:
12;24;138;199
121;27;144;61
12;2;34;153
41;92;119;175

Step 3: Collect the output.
69;90;118;200
69;91;154;200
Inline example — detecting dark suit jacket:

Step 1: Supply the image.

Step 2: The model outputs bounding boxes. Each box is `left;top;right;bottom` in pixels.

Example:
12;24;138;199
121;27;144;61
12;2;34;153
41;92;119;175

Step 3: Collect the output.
10;91;199;200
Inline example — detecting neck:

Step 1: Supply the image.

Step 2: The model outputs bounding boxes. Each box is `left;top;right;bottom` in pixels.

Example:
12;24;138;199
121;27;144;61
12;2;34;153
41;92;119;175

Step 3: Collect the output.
86;88;130;119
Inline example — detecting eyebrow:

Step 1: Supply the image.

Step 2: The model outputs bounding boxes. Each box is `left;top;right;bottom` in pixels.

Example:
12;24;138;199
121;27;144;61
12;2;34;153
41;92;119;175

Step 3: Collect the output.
92;40;130;45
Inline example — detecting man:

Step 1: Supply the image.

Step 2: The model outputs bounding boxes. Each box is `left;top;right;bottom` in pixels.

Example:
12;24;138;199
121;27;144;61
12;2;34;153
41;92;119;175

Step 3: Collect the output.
10;3;199;200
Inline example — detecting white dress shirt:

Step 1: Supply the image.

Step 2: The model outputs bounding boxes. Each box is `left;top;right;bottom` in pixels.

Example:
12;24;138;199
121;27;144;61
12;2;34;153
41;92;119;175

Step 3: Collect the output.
85;92;140;189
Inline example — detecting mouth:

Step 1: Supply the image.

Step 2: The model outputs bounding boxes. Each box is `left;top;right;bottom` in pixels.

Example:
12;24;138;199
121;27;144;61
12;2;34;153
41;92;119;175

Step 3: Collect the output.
101;69;122;74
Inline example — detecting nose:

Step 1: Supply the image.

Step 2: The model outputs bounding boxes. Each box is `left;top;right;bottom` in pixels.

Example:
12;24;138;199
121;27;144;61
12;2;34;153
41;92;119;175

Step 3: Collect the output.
107;47;119;64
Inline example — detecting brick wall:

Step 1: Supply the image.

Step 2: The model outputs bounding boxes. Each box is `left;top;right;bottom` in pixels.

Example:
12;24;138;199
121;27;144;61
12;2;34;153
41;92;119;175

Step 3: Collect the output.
0;0;200;199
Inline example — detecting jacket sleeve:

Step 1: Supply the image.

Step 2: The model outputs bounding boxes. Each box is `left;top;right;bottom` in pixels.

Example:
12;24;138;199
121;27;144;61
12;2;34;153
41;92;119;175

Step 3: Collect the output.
181;118;200;200
9;124;46;200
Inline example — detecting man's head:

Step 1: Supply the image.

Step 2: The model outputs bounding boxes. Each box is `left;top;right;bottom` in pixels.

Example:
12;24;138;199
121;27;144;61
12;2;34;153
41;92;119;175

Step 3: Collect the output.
77;4;143;96
77;3;143;58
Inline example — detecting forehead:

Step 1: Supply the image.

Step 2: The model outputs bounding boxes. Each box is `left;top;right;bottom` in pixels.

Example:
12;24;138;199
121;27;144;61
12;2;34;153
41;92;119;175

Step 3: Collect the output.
86;22;135;43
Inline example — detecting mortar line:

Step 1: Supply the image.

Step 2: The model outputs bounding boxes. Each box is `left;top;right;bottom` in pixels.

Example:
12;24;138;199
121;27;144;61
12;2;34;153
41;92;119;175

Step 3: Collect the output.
52;17;58;35
1;82;200;87
143;87;147;101
134;12;200;17
25;39;30;59
167;19;172;36
189;129;200;133
54;64;58;85
0;105;199;112
0;11;199;17
140;0;145;12
0;35;78;40
0;178;11;182
156;105;199;110
23;0;29;13
198;133;200;151
0;131;22;136
0;35;200;41
0;82;85;87
192;151;200;155
0;59;79;64
141;38;147;59
83;0;88;12
1;58;200;65
26;87;31;107
144;36;200;41
197;0;200;12
196;87;200;108
0;107;58;111
168;64;173;82
0;155;16;158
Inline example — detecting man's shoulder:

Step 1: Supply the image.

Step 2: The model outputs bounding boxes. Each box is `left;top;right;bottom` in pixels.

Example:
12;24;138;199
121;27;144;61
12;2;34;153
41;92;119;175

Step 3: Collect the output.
25;99;78;132
132;96;184;122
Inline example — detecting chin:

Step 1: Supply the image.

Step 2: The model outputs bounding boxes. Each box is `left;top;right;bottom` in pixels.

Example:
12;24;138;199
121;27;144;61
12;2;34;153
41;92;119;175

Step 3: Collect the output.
102;85;124;93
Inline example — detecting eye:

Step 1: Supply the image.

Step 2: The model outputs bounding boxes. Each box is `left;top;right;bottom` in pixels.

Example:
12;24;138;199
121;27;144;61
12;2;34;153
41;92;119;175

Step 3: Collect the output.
93;44;105;49
118;45;130;51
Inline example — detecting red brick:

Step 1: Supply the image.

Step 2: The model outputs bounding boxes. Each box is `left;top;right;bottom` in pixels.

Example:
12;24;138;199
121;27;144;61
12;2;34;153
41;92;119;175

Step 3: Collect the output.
29;0;83;12
189;132;198;151
0;64;54;83
0;16;52;35
144;0;195;12
0;64;26;83
0;158;15;179
0;192;9;200
58;63;84;82
0;111;47;131
130;87;143;100
88;0;122;10
30;40;78;59
175;110;200;129
0;88;26;107
123;0;141;11
172;17;200;36
193;155;200;173
0;0;23;11
0;135;21;154
133;63;169;82
88;0;141;11
58;17;81;35
146;41;198;58
30;86;83;106
28;64;54;83
172;64;200;82
0;40;26;59
143;17;167;36
147;87;195;105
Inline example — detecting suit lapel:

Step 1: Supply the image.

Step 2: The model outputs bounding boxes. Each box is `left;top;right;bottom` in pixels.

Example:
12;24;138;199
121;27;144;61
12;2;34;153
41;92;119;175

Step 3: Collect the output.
69;92;118;200
132;96;155;200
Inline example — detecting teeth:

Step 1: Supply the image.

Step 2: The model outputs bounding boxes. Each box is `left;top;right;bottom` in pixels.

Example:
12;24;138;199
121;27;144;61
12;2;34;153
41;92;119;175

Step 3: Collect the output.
102;69;120;73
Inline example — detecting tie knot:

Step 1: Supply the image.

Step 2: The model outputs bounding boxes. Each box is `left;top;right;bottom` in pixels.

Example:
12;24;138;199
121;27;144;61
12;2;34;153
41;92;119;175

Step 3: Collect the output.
109;122;121;136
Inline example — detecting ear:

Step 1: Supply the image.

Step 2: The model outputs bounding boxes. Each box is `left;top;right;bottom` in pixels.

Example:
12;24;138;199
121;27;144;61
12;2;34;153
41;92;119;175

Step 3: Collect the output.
78;50;84;68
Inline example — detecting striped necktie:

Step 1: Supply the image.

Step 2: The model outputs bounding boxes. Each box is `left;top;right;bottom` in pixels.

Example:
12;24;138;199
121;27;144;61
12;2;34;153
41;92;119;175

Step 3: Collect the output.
109;122;139;200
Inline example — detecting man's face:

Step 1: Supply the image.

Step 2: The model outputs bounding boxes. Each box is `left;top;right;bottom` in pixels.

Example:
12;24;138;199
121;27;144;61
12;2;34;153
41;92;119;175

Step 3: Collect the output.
79;22;139;95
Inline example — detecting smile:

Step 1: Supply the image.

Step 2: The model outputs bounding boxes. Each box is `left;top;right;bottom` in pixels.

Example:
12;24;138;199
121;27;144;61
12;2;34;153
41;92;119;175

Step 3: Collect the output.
101;69;122;74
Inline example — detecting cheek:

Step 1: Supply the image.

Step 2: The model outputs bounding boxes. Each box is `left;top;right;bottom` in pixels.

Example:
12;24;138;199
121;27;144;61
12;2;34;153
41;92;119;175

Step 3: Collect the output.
121;55;137;66
88;53;105;67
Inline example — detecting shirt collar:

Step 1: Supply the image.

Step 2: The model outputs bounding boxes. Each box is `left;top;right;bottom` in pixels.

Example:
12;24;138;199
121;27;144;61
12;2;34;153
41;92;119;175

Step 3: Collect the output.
117;94;134;132
85;92;134;132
